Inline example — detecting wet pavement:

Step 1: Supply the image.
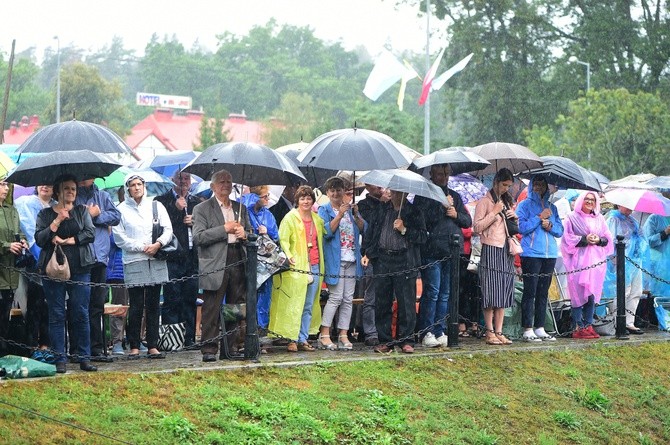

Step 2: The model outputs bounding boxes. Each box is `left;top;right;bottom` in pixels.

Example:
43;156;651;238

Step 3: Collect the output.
58;329;670;375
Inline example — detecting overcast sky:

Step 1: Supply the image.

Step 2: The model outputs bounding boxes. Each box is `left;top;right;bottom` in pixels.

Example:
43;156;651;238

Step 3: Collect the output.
1;0;445;60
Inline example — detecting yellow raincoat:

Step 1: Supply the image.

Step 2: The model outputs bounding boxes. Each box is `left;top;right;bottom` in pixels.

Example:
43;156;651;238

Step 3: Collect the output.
268;208;325;340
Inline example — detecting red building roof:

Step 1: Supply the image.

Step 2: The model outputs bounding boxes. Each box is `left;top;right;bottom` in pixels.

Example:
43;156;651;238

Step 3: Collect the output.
127;108;267;159
2;115;41;144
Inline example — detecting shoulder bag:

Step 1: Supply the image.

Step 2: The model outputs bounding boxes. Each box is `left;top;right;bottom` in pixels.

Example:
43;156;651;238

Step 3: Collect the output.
45;245;70;280
503;215;523;256
255;234;289;289
152;200;180;261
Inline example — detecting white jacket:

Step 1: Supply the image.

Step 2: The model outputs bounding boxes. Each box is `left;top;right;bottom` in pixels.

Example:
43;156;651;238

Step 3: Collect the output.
113;195;173;265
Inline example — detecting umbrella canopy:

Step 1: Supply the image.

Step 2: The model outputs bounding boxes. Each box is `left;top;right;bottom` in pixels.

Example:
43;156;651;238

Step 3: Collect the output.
276;142;338;187
182;142;306;186
448;173;489;204
519;156;602;192
15;120;132;156
412;146;490;175
0;152;16;179
590;170;610;186
468;142;542;175
605;173;657;191
645;176;670;192
144;150;200;177
358;169;448;204
94;166;175;190
5;150;122;187
297;127;411;171
604;188;670;216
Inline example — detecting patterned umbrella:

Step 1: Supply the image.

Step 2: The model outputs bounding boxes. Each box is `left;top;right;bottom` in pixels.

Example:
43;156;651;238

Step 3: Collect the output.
448;173;488;204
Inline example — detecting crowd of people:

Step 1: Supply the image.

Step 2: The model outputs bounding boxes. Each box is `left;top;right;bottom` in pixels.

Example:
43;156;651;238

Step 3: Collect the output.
1;163;670;371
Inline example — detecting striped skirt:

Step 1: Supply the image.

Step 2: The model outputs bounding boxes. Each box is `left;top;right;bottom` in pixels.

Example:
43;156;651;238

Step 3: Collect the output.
479;244;515;309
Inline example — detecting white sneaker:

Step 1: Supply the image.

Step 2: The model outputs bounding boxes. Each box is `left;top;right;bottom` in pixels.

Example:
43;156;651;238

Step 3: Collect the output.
422;332;440;348
435;334;449;347
522;331;542;342
534;327;556;341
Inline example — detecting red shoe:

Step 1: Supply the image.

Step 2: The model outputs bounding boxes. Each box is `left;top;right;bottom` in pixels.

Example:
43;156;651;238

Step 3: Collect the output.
572;327;593;339
585;325;600;339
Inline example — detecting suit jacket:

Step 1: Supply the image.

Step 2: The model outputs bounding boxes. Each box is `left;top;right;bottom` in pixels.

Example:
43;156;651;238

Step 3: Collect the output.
154;189;200;258
269;196;292;227
192;197;251;291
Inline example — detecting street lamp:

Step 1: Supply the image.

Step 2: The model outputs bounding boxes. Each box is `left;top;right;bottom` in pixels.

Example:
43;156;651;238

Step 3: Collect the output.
53;36;60;123
568;56;590;92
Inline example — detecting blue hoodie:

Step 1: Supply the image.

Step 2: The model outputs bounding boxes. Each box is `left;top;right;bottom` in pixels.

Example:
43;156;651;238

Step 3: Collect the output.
516;176;564;258
75;183;121;265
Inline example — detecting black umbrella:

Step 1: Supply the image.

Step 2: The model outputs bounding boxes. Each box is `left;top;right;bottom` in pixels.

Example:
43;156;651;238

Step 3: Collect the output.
520;156;602;192
182;142;306;186
412;146;490;175
296;127;410;171
275;142;338;187
5;150;122;186
16;120;133;157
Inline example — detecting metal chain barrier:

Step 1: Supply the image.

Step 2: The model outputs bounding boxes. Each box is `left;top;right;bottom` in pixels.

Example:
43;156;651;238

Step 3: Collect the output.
625;256;670;286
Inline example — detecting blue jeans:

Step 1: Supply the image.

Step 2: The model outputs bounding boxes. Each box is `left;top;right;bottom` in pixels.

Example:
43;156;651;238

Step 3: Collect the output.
571;295;595;329
520;256;556;329
418;257;450;338
44;273;91;363
298;264;320;343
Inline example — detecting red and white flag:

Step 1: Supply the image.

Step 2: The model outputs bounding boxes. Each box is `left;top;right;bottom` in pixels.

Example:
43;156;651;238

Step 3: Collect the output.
418;47;445;105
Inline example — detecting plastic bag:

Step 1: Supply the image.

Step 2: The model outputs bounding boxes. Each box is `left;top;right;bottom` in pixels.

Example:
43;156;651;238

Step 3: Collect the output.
0;355;56;379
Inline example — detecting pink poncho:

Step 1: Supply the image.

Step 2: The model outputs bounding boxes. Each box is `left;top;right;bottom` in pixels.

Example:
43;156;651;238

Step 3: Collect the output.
560;192;614;306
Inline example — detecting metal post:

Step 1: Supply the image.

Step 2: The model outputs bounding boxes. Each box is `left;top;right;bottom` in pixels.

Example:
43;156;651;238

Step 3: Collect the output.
447;234;461;347
54;36;61;123
423;0;431;155
615;235;629;340
244;233;260;360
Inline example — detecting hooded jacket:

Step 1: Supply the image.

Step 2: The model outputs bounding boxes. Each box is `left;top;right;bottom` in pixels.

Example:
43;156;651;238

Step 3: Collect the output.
240;193;279;241
0;183;24;290
76;183;121;265
516;176;564;258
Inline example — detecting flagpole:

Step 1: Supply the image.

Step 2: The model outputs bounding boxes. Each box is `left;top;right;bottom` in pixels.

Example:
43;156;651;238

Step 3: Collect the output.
423;0;431;155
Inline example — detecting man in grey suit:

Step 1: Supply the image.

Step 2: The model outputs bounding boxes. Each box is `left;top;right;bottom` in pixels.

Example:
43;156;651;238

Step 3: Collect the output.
192;169;251;362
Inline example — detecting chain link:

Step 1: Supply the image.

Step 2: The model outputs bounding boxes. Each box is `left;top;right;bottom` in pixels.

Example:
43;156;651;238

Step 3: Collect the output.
625;256;670;286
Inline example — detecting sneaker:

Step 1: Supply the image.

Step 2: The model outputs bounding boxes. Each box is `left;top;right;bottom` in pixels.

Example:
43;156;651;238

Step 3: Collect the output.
585;325;600;339
572;327;595;339
422;332;440;348
534;328;557;341
111;342;125;355
435;334;449;347
364;337;380;346
523;331;542;342
139;343;148;352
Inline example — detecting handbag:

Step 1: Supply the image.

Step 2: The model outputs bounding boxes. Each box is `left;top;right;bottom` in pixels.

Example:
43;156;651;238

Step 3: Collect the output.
45;245;70;280
502;212;523;256
255;234;289;289
152;200;180;261
157;322;185;351
467;240;481;273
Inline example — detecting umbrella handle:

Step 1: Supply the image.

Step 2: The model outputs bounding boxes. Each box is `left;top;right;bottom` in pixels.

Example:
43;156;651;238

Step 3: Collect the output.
398;192;405;217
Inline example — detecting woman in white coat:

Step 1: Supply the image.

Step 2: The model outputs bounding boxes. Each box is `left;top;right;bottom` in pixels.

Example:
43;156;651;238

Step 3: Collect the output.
113;174;173;359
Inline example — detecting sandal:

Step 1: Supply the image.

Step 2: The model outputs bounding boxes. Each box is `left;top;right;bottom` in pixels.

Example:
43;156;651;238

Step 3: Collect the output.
317;335;337;351
485;331;503;345
338;335;353;350
458;330;471;337
287;342;298;352
495;332;513;345
298;342;315;352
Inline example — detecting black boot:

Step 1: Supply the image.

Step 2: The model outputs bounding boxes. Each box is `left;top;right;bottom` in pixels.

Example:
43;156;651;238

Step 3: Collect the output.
79;361;97;372
55;362;67;374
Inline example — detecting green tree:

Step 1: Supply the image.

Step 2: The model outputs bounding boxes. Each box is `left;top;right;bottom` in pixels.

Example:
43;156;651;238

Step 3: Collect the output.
45;62;131;134
0;56;49;128
263;92;332;147
350;100;424;150
526;88;670;179
194;115;229;151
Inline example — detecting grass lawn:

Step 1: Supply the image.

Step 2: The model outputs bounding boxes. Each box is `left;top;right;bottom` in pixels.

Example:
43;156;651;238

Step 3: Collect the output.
1;342;669;444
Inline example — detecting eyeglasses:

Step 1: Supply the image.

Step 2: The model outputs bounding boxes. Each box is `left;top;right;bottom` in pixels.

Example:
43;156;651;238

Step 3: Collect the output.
0;182;9;188
259;194;270;199
583;198;596;203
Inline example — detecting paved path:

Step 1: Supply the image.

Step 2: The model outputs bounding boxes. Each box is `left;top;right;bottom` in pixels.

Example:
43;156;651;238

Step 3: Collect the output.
60;330;670;375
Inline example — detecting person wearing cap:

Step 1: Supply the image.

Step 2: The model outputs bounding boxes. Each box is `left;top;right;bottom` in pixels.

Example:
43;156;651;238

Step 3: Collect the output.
113;173;172;359
413;163;471;348
516;175;564;342
192;169;251;362
361;189;427;354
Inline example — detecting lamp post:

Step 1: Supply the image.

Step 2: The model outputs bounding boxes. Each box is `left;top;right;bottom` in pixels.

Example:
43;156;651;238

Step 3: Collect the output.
53;36;60;123
568;56;590;92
